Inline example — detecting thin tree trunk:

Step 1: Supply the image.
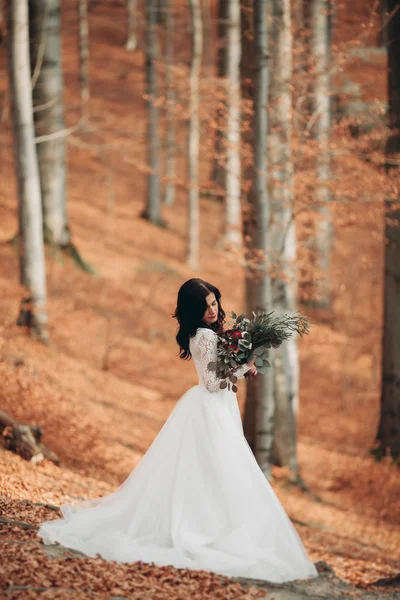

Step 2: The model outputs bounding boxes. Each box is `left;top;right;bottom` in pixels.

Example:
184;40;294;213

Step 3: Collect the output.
294;0;306;77
187;0;202;270
202;0;213;77
377;215;400;458
243;270;257;451
164;0;176;206
210;0;228;189
29;0;70;248
310;0;333;308
242;0;274;479
7;0;48;339
125;0;137;51
268;0;299;474
241;0;256;454
253;0;274;479
379;0;389;47
386;0;400;151
375;0;400;459
143;0;162;225
216;0;228;78
157;0;167;24
224;0;242;247
78;0;89;116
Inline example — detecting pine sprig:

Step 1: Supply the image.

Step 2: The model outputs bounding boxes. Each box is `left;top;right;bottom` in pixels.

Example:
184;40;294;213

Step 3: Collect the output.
248;310;311;348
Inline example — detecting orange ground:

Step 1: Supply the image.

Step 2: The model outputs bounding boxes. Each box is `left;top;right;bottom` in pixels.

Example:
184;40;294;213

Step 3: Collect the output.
0;0;399;595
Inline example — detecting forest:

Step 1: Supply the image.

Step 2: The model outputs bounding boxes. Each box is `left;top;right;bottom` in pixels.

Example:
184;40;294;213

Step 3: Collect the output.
0;0;399;598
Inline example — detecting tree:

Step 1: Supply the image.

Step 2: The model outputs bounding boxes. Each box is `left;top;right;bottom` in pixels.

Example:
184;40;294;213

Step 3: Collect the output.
375;0;400;459
224;0;242;247
310;0;333;308
242;0;275;479
164;0;176;206
201;0;213;77
268;0;300;476
156;0;167;25
293;0;306;78
7;0;48;339
143;0;163;225
125;0;137;51
78;0;89;116
29;0;70;248
210;0;228;188
187;0;202;269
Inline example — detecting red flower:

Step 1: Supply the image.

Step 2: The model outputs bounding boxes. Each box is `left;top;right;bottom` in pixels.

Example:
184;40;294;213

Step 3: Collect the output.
224;329;243;352
225;329;243;340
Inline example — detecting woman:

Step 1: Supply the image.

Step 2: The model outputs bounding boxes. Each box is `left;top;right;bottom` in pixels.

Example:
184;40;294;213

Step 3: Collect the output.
38;278;317;582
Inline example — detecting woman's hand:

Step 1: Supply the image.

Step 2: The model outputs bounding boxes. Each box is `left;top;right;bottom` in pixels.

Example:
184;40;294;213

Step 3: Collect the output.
246;355;257;377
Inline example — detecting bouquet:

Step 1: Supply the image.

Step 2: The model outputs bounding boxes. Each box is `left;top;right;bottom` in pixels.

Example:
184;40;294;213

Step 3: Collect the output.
207;310;311;391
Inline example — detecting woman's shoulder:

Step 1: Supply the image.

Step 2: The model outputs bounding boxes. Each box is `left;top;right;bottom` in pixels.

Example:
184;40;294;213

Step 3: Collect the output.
190;327;217;345
189;327;217;346
195;326;217;337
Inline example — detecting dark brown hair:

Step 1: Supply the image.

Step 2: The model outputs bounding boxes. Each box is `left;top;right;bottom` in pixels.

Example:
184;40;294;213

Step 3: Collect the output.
172;278;225;359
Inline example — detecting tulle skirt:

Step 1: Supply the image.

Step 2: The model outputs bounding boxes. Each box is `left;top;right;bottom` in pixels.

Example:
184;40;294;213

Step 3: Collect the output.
38;385;318;582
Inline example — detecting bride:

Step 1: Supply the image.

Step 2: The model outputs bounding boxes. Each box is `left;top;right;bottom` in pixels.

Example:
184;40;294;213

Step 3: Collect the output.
38;278;318;582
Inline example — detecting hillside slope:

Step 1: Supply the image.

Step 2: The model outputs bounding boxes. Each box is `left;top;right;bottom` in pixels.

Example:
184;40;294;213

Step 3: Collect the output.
0;0;399;595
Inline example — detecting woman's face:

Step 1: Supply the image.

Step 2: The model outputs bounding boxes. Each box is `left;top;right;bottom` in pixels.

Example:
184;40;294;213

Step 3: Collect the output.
202;292;219;325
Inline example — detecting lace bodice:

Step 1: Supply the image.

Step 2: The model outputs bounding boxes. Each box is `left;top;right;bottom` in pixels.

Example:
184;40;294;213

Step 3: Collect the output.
190;328;251;392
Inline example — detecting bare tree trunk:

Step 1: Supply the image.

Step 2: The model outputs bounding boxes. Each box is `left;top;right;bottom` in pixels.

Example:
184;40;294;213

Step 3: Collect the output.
187;0;202;270
377;211;400;458
216;1;228;80
379;0;389;47
125;0;137;51
293;0;306;77
143;0;162;225
242;0;274;479
268;0;299;475
157;0;167;24
241;1;256;454
243;266;257;452
224;0;242;247
164;0;176;206
202;0;213;77
29;0;70;248
253;0;274;479
375;0;400;459
7;0;48;339
386;0;400;154
310;0;333;308
78;0;89;116
210;0;228;188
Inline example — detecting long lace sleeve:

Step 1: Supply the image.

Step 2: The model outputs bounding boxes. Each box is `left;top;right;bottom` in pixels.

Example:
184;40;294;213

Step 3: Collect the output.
192;328;251;392
235;362;252;379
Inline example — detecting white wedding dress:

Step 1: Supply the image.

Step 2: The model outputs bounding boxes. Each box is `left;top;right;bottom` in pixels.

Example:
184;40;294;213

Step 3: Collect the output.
38;327;318;582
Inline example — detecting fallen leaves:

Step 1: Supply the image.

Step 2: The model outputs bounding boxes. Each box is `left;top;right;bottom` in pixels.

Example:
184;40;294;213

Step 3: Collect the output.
0;1;399;598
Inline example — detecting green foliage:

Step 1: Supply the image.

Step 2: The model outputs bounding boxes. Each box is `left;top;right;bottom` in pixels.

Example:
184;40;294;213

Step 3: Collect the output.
207;309;311;390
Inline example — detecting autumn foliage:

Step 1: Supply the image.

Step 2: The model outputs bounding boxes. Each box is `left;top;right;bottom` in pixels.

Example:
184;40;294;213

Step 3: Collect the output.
0;0;399;598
